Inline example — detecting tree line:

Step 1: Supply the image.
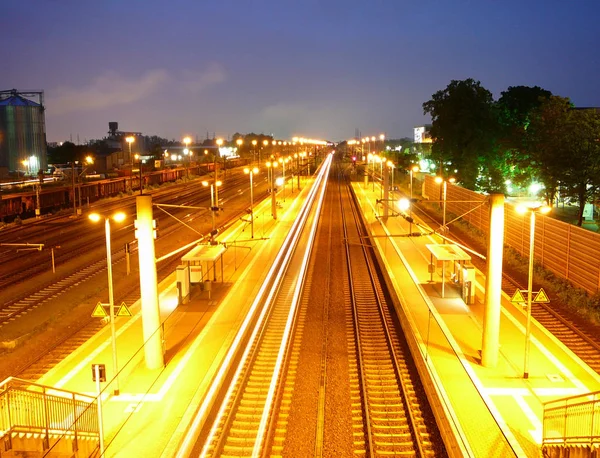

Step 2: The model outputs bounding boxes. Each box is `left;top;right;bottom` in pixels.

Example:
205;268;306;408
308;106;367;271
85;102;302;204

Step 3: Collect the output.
422;79;600;226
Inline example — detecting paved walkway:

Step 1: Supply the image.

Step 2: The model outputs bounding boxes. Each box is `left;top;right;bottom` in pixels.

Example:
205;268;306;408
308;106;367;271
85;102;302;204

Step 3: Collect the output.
352;181;600;457
35;178;313;457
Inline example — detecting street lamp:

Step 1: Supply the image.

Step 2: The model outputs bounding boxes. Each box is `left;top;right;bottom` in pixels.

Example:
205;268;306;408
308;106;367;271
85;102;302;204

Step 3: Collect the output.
252;140;258;165
409;165;419;201
126;136;135;192
387;160;395;193
202;180;222;235
134;153;143;195
435;176;456;240
89;211;126;396
266;161;279;219
183;137;191;179
244;167;259;238
215;139;223;203
278;157;287;202
77;156;94;213
517;203;551;379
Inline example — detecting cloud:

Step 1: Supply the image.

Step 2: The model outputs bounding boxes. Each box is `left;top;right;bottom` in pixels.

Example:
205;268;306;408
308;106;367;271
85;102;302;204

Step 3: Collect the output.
48;69;169;115
180;62;227;93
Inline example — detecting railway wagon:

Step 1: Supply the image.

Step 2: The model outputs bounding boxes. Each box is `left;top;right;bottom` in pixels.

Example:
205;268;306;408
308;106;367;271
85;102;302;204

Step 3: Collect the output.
0;159;245;221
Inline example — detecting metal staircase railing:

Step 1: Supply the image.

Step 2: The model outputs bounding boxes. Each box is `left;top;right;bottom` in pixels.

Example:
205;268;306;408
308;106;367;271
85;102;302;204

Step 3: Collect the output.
542;390;600;456
0;377;99;454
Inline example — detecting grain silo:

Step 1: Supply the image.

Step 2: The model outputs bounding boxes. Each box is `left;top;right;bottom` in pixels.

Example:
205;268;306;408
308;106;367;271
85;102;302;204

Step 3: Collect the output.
0;89;48;177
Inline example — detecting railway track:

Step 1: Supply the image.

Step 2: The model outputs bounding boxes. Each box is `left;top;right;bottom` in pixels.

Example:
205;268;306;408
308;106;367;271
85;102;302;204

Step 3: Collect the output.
341;177;442;457
5;174;267;380
0;171;258;290
0;173;259;327
193;154;331;457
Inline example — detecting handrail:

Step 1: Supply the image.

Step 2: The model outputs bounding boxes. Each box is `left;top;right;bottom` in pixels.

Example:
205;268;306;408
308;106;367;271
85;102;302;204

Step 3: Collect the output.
0;376;98;451
542;390;600;448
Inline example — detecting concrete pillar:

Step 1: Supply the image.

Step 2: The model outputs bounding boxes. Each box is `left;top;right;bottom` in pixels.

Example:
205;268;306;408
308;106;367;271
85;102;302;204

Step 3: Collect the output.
136;195;164;370
482;193;505;367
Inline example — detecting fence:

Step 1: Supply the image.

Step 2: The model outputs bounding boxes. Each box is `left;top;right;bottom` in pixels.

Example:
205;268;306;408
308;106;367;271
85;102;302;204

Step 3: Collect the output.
0;377;98;452
542;390;600;451
422;175;600;295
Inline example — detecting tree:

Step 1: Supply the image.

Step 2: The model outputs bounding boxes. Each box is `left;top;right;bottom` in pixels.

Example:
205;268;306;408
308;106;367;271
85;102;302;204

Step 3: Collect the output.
496;86;553;190
560;108;600;226
423;79;499;189
524;96;572;207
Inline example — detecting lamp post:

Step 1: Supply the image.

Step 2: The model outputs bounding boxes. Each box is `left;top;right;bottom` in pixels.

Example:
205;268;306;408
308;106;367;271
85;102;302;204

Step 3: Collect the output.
262;139;268;164
435;176;455;241
236;138;243;171
278;157;287;202
244;167;259;238
126;136;135;192
202;180;222;235
77;156;94;213
409;165;419;201
518;204;551;379
251;140;258;165
134;154;143;195
183;137;191;179
89;211;126;396
215;138;223;205
266;161;278;219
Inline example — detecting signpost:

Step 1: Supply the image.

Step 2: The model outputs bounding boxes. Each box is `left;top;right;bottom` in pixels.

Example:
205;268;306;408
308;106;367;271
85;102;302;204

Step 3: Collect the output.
92;364;106;456
511;288;550;306
91;301;132;318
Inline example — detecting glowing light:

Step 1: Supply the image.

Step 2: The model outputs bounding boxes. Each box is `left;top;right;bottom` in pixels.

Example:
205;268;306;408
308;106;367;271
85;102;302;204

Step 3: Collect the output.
398;198;410;211
88;213;101;222
529;182;543;195
113;212;126;223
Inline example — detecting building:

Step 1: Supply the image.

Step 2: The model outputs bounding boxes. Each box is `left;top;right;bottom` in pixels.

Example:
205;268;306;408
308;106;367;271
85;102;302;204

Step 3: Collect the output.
0;89;48;178
413;125;432;144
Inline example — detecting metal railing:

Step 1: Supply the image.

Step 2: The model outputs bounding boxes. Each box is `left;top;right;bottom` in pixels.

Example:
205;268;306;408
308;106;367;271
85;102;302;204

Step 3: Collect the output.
0;377;98;451
543;390;600;451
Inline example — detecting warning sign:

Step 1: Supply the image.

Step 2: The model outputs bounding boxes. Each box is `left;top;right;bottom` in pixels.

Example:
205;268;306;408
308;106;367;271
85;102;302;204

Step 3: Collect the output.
510;288;550;305
511;290;526;304
92;302;108;317
533;288;550;303
92;301;132;318
116;302;132;317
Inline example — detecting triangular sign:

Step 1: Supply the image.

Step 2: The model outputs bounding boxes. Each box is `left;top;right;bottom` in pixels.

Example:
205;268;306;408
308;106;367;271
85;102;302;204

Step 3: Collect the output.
533;288;550;303
116;303;132;317
92;303;108;317
511;289;526;303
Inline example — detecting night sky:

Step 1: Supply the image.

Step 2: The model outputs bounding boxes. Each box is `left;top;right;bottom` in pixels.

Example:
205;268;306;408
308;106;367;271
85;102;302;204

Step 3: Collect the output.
3;0;599;143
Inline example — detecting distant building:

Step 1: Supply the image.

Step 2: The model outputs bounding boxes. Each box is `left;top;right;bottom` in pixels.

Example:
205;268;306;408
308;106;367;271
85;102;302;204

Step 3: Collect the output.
97;121;146;172
0;89;48;178
413;125;432;144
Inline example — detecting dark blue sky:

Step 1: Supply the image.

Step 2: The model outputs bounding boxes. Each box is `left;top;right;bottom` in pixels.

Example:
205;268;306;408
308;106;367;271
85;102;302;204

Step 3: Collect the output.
3;0;599;143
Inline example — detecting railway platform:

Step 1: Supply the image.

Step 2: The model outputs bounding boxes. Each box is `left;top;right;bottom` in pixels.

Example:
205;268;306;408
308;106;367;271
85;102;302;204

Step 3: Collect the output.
26;179;315;457
352;181;600;457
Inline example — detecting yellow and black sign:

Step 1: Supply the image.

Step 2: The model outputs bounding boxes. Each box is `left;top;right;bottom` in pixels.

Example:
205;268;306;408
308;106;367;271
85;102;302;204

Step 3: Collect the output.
92;302;108;317
533;288;550;303
116;302;132;317
510;288;550;304
92;301;132;318
511;290;526;303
